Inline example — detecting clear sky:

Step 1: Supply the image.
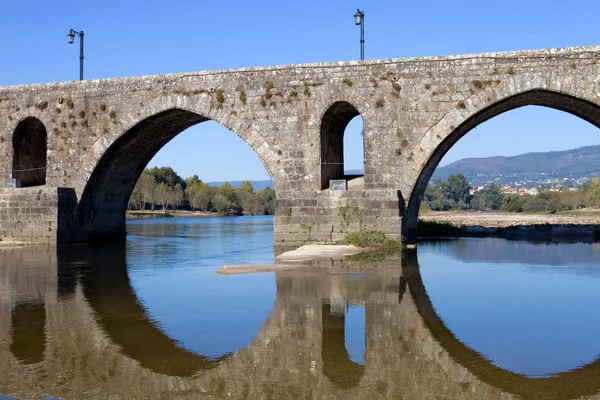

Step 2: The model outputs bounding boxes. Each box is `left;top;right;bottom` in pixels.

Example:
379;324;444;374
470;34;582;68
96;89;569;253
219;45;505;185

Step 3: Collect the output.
1;1;599;181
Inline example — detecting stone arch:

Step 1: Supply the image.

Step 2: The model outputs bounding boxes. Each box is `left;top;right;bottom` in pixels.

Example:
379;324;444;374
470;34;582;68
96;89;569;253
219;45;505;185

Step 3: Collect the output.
402;89;600;244
76;107;279;242
12;117;47;187
402;250;600;399
320;101;363;189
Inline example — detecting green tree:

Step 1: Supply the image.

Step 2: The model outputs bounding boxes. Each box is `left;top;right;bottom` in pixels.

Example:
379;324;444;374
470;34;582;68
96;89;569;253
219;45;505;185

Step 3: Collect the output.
257;187;276;215
168;183;184;210
217;183;241;213
446;173;472;206
148;166;186;191
583;178;600;207
136;170;158;210
154;183;171;212
501;194;524;212
471;183;503;210
185;180;214;211
240;181;255;194
212;194;232;215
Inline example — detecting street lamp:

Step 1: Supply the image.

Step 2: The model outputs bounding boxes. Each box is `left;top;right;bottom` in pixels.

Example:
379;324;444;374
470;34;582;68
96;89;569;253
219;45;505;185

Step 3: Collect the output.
354;9;365;60
67;29;84;80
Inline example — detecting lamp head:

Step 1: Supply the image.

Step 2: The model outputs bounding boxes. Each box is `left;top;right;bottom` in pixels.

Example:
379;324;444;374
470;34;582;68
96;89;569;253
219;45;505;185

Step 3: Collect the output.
67;30;75;44
354;9;363;25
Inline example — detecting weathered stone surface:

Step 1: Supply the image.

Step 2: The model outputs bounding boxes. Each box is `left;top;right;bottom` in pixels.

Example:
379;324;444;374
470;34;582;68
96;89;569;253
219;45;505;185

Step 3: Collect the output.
1;45;599;244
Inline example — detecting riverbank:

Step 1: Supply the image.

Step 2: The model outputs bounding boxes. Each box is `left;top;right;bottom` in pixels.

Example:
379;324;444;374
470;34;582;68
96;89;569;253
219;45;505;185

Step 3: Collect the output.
418;210;600;239
126;210;218;218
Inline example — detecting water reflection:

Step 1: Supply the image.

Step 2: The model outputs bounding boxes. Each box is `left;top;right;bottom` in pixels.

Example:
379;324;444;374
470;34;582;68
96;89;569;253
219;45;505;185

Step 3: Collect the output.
10;301;46;364
418;238;600;378
1;239;600;399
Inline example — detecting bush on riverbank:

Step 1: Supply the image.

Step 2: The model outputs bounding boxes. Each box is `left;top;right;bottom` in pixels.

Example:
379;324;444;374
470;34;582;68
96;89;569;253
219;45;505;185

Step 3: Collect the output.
339;230;401;249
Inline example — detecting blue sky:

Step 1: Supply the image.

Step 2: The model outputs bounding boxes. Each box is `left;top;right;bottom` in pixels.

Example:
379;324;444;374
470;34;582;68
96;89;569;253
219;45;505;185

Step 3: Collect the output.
1;1;599;181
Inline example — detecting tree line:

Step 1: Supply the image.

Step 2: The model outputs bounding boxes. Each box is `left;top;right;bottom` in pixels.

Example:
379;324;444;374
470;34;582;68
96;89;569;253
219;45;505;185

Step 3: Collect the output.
422;173;600;213
128;167;276;215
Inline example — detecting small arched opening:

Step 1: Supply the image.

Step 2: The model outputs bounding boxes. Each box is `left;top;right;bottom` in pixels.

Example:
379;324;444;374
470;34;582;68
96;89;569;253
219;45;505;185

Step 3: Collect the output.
320;101;364;190
12;117;47;187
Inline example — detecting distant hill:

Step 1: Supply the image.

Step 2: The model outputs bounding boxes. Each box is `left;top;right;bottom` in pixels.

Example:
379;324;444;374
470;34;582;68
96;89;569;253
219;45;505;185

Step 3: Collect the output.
204;145;600;190
206;180;273;191
431;145;600;186
207;170;366;190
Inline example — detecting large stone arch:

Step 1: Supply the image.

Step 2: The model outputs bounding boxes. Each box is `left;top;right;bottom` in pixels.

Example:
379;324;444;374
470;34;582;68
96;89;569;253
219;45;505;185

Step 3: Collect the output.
75;104;281;242
402;250;600;400
12;116;47;187
402;88;600;244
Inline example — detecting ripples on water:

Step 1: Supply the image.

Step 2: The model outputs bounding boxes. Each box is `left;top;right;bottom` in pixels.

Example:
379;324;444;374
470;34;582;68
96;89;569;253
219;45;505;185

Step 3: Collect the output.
1;216;600;399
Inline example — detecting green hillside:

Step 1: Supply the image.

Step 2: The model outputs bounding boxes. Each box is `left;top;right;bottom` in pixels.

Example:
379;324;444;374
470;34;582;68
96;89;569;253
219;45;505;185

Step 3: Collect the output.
431;145;600;186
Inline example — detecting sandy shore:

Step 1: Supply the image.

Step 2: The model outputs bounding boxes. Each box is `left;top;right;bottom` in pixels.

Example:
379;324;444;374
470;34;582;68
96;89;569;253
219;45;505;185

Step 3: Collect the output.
419;211;600;228
419;211;600;239
216;245;367;275
126;210;217;218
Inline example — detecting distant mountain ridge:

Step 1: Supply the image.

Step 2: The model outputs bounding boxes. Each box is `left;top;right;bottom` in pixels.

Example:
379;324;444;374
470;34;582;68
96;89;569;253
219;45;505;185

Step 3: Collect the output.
431;145;600;186
205;146;600;190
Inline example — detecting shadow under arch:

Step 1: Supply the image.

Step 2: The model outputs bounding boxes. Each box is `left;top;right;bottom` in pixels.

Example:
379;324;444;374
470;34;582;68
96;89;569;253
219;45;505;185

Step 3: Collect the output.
76;108;276;241
320;100;362;190
321;303;365;389
402;89;600;243
12;116;47;187
57;243;249;377
401;250;600;400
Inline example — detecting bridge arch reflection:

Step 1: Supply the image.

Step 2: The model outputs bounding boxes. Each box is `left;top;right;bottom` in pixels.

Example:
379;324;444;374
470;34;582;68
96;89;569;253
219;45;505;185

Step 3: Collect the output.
58;243;272;377
403;247;600;400
4;243;600;398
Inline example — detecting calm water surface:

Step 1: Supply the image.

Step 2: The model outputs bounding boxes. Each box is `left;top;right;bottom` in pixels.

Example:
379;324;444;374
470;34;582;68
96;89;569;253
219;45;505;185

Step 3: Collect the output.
1;216;600;399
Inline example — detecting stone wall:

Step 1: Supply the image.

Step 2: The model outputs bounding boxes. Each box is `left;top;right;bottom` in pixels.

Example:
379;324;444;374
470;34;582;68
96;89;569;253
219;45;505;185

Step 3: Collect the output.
0;187;76;244
275;189;402;246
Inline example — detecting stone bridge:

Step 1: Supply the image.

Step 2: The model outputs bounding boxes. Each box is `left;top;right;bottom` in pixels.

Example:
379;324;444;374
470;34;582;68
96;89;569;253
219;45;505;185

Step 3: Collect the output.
1;45;600;245
1;246;600;399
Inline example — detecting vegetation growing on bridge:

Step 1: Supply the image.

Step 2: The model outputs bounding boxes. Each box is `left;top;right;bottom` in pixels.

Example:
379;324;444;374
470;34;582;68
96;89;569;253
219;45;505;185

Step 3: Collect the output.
128;166;275;216
339;230;400;249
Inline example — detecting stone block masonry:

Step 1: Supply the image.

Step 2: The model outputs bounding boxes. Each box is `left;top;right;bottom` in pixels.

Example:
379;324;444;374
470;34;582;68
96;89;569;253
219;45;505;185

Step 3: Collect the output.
275;189;402;246
1;45;599;245
0;187;76;244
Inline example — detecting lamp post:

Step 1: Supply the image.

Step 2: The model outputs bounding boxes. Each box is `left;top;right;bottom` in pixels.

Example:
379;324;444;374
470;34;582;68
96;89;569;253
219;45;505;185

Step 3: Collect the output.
67;29;84;80
354;9;365;61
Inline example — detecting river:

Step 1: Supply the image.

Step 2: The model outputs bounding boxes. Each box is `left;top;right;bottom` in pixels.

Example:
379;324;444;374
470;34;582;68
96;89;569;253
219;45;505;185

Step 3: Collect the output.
1;216;600;399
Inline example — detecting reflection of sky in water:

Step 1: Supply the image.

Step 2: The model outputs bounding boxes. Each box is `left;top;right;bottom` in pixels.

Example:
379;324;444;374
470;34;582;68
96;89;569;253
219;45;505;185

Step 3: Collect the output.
419;238;600;377
125;216;276;359
345;305;366;365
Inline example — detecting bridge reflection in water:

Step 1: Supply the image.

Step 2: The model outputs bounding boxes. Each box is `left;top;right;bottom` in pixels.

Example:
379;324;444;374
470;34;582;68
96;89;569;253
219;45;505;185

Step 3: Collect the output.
0;243;600;399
